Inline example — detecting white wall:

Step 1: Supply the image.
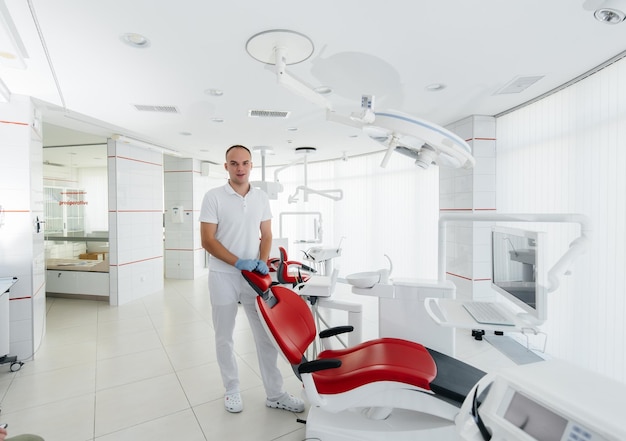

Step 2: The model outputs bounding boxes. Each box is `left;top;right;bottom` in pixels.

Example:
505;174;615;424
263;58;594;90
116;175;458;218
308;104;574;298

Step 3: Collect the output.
261;150;440;280
496;57;626;383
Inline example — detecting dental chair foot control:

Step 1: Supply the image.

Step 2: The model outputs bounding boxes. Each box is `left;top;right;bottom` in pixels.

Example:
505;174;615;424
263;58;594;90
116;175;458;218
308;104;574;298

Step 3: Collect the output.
472;329;485;340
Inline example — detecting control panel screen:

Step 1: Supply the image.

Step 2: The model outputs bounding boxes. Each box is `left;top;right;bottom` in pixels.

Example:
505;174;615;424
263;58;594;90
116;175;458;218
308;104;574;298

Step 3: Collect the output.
503;391;568;441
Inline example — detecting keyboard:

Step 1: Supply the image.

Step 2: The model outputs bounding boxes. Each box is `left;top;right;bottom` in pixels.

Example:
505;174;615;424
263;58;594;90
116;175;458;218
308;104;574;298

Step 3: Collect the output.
462;302;515;326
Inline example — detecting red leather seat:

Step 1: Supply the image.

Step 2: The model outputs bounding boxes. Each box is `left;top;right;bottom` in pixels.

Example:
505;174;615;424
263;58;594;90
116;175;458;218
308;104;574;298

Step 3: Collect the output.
242;269;437;396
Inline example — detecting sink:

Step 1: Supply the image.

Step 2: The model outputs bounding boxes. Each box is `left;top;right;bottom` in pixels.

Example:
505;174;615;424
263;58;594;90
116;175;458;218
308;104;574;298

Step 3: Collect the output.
346;271;380;288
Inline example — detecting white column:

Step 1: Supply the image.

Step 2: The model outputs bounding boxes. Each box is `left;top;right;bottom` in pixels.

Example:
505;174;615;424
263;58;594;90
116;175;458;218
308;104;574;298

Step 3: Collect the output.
441;116;497;301
164;156;210;279
0;95;46;360
107;139;164;305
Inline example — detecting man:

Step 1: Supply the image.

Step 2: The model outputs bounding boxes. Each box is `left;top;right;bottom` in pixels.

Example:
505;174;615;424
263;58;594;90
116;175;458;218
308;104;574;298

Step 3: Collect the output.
199;145;305;414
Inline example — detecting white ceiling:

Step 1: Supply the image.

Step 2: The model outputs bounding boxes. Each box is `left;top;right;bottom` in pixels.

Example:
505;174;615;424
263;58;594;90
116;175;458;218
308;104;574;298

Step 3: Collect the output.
3;0;626;168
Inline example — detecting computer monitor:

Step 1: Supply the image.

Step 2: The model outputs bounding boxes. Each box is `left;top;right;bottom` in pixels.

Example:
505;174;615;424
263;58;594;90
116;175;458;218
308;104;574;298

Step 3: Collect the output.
491;226;547;324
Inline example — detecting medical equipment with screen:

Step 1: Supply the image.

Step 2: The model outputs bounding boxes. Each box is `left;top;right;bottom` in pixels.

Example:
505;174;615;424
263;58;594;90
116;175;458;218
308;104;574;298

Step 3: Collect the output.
491;227;547;324
456;360;626;441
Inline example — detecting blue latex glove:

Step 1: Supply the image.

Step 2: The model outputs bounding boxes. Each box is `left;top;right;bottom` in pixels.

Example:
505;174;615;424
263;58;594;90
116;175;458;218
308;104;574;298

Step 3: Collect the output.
235;259;258;271
255;260;269;275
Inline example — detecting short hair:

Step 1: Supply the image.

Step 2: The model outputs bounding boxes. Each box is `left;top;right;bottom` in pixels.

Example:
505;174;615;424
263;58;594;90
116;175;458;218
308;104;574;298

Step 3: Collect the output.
225;145;251;160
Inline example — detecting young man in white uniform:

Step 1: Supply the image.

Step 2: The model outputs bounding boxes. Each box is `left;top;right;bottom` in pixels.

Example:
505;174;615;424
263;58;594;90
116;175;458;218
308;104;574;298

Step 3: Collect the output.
199;145;305;414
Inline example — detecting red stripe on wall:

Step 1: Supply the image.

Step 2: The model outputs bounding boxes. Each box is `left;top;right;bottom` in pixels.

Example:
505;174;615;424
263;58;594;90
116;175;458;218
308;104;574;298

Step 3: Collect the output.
111;255;163;267
0;120;29;126
115;156;163;167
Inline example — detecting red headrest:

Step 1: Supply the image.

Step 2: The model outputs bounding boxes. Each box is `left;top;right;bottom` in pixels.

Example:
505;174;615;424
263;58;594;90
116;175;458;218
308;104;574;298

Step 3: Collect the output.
241;270;272;296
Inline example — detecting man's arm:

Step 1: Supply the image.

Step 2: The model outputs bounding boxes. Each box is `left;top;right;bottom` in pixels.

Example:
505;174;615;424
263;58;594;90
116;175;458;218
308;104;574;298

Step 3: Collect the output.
258;219;272;262
200;221;238;266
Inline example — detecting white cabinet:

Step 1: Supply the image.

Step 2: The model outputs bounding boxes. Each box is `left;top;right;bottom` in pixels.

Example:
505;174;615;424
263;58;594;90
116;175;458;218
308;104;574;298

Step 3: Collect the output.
46;270;109;297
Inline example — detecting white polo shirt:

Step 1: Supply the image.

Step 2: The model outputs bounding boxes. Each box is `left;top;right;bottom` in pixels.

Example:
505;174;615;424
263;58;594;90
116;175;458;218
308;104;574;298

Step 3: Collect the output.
199;183;272;273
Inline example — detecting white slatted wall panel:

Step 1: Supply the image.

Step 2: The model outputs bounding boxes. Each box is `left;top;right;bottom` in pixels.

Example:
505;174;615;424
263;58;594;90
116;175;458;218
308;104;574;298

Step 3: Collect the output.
263;151;440;279
496;57;626;382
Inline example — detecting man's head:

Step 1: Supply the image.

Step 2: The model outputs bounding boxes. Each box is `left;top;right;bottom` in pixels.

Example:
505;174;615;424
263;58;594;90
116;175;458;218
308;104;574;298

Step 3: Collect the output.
224;145;253;186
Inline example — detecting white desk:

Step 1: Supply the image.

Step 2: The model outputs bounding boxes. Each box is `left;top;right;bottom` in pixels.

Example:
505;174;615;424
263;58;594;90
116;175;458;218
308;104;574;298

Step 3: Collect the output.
424;298;542;334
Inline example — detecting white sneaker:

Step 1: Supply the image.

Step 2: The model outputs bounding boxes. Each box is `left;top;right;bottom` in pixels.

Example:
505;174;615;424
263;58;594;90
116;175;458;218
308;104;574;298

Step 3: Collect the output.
224;392;243;413
266;393;305;413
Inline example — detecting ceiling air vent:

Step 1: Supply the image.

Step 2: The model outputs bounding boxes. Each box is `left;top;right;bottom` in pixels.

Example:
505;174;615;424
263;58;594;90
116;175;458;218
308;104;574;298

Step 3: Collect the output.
133;104;179;113
248;109;290;118
494;76;544;95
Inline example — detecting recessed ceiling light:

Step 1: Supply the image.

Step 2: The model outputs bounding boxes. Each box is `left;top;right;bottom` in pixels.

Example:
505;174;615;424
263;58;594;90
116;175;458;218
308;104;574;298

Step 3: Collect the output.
205;89;224;96
594;6;626;23
425;83;446;92
120;33;151;48
349;134;359;138
179;131;192;136
314;86;333;95
200;149;210;152
211;117;224;123
286;127;298;132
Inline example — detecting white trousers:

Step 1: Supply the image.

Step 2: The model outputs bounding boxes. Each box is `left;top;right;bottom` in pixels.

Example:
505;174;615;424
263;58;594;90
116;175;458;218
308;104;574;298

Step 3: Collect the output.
208;271;285;400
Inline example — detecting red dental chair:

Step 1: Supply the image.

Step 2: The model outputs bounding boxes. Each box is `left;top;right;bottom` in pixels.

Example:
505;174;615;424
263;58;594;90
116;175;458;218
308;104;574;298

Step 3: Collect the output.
267;246;316;287
241;270;486;441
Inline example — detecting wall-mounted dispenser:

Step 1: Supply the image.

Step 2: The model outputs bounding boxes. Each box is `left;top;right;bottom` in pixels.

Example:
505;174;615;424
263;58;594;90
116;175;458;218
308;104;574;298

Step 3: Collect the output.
171;206;184;223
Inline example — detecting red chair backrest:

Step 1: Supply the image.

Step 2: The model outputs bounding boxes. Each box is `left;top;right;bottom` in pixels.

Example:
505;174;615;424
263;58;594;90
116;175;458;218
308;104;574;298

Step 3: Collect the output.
256;284;317;365
276;246;296;284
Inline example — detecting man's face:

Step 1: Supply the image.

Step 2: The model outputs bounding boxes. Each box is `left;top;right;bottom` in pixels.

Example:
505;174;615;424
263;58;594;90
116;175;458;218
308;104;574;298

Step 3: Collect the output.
224;147;252;185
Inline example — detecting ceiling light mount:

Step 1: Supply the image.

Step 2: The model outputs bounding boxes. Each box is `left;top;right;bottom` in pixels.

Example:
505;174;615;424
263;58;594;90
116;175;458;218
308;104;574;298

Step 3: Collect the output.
295;146;317;155
253;146;275;155
246;29;332;110
246;29;314;65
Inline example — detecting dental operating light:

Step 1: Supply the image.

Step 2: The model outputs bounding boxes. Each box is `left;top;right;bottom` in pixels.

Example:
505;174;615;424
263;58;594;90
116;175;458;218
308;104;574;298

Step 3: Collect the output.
246;29;475;170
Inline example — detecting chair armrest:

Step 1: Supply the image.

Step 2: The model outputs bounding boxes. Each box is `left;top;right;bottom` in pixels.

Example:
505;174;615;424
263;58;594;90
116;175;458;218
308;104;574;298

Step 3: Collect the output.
298;358;342;374
318;325;354;339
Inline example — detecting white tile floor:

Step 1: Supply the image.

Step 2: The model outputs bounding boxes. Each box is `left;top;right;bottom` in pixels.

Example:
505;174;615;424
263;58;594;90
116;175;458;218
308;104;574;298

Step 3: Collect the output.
0;279;515;441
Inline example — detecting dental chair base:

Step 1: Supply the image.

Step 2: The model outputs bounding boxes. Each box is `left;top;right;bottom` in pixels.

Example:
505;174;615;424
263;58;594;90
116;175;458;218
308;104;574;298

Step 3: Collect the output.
306;406;458;441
